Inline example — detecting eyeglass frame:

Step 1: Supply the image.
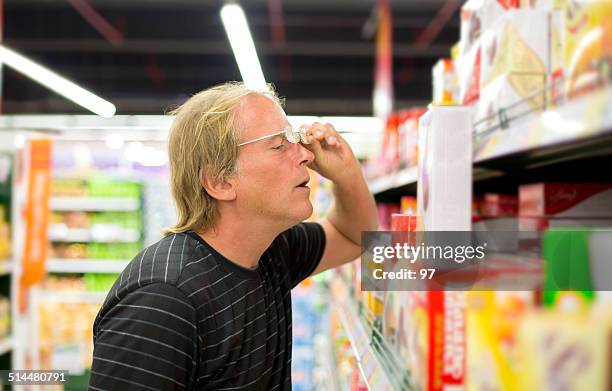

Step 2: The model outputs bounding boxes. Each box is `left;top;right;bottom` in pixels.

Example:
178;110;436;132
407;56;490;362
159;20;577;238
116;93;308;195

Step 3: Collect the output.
238;125;310;147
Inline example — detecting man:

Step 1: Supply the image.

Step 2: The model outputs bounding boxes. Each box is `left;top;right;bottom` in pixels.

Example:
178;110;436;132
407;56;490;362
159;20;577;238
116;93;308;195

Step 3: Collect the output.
89;82;378;390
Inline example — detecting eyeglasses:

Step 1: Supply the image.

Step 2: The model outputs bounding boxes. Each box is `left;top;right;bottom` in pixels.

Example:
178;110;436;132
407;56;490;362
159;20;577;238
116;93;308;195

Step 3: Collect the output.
238;125;311;147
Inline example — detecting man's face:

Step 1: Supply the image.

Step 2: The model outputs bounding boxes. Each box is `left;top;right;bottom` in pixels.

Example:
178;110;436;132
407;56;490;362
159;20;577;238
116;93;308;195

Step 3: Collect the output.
233;95;315;227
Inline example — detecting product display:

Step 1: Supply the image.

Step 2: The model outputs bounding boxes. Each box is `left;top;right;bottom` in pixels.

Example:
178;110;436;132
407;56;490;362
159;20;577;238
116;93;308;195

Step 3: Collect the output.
37;276;104;374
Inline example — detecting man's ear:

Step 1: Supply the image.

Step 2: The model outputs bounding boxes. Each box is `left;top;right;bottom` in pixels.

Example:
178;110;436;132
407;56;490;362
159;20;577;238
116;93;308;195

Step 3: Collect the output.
199;168;237;201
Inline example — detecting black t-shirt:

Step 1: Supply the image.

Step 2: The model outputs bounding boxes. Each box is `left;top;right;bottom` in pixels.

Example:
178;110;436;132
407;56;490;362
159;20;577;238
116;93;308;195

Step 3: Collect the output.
89;222;326;391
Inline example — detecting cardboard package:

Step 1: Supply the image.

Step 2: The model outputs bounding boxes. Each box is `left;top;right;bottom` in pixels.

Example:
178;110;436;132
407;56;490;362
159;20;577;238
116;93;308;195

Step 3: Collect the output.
402;291;467;391
564;0;612;98
516;312;612;390
416;106;472;231
459;0;522;104
459;41;483;105
466;291;534;391
480;9;550;89
542;228;612;309
432;59;460;104
519;183;612;218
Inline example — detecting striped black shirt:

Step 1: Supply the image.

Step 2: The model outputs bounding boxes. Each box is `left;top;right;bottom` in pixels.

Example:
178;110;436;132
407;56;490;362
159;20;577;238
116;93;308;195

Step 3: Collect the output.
89;222;326;391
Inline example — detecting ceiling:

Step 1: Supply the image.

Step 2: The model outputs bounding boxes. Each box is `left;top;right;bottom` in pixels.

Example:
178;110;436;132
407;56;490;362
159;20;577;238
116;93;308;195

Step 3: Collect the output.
2;0;461;116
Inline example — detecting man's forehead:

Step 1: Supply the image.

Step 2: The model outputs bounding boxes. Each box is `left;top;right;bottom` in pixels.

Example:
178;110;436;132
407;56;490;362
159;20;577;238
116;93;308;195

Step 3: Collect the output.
238;96;288;138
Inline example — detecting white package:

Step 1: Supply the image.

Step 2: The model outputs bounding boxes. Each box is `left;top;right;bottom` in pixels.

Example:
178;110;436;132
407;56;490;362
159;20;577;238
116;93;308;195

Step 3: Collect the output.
416;106;473;231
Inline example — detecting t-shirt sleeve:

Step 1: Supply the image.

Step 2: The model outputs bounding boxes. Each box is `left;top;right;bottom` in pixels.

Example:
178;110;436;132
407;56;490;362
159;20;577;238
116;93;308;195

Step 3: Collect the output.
89;283;198;391
276;222;326;288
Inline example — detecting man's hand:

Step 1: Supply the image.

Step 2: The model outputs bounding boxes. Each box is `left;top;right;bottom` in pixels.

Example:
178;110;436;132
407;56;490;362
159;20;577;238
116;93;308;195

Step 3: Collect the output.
298;122;378;276
301;122;360;183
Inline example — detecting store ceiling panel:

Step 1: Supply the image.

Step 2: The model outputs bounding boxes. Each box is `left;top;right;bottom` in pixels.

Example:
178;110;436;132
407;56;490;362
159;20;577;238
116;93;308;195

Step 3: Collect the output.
2;0;459;116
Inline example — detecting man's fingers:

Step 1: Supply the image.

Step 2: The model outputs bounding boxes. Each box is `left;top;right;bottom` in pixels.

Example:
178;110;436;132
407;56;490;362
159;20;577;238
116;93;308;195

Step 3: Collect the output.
301;123;340;147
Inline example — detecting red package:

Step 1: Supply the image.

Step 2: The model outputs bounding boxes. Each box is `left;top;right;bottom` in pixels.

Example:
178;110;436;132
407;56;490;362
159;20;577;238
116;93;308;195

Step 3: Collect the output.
482;193;518;217
519;183;612;217
403;291;466;391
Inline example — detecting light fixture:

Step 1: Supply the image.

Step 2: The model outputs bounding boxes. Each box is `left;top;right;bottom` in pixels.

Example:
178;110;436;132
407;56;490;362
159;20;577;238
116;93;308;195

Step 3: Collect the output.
220;3;268;92
0;45;116;117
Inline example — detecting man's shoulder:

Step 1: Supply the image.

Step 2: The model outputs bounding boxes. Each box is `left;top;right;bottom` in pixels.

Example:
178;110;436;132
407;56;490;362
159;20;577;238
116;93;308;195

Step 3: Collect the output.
100;233;215;308
271;222;325;250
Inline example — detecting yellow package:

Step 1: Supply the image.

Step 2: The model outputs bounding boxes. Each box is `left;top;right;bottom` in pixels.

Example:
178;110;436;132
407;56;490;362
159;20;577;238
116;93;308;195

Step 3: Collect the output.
565;0;612;97
480;9;549;88
466;291;534;391
516;311;611;390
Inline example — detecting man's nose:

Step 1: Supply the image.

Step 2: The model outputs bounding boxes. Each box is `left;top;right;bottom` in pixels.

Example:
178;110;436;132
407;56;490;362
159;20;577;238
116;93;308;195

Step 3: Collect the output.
295;143;314;166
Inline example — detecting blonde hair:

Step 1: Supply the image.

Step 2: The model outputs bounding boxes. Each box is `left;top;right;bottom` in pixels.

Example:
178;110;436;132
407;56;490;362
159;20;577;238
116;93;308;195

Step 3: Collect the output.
165;82;283;234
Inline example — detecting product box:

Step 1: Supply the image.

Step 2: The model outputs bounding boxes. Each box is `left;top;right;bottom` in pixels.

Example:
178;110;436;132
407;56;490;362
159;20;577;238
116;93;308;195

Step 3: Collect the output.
519;183;612;217
480;9;549;89
459;0;522;104
516;312;612;390
382;291;402;348
400;196;417;215
482;193;518;217
377;203;401;230
459;41;483;105
402;291;466;391
398;108;426;169
476;72;546;132
432;59;459;104
564;0;612;98
381;113;401;174
466;291;534;391
460;0;521;56
416;106;472;231
519;1;566;103
542;228;612;310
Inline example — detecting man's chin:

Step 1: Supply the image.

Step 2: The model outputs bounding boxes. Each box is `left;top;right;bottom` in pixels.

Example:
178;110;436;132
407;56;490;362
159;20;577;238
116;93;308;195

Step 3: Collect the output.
293;202;314;224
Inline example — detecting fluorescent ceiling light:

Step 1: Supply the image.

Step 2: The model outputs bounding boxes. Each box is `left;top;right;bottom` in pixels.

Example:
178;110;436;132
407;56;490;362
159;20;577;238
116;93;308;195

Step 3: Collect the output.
0;45;116;117
220;3;268;92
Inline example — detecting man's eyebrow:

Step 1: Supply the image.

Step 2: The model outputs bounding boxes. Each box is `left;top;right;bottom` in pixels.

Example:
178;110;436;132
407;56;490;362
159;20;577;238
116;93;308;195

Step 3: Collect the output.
266;133;284;144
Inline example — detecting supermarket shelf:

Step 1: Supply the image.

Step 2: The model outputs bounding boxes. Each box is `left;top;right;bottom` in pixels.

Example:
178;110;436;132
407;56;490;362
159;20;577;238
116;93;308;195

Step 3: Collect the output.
370;87;612;197
46;259;130;273
331;280;396;391
368;167;417;196
48;225;141;243
50;197;140;211
0;336;12;355
474;86;612;165
36;290;109;303
0;261;11;275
